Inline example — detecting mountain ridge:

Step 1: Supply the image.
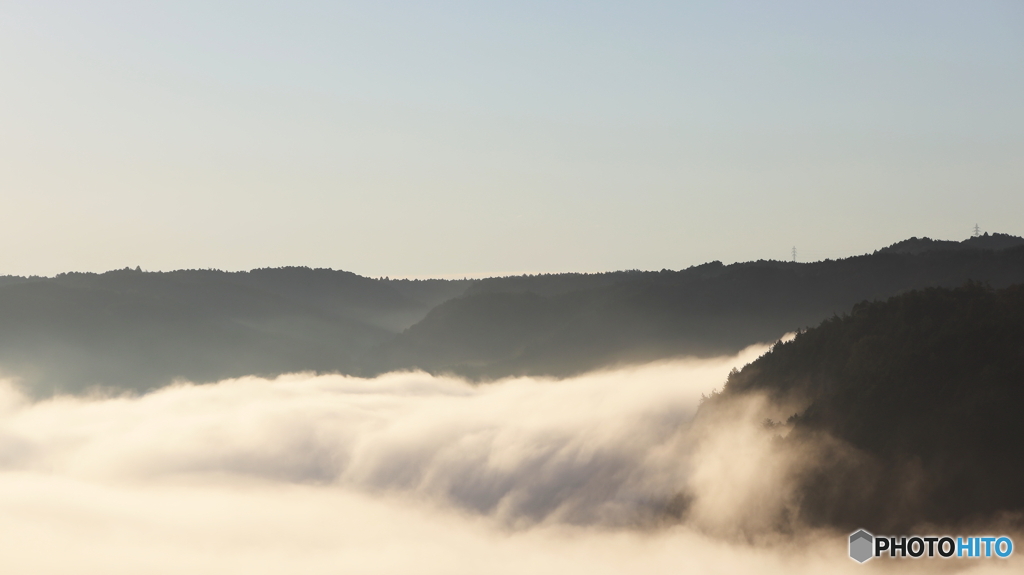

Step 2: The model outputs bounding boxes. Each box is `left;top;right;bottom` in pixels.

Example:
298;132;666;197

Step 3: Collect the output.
1;233;1023;394
368;238;1024;378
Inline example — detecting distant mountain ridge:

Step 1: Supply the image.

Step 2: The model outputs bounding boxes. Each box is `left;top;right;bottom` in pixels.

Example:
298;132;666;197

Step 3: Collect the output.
0;267;469;394
367;236;1024;378
876;232;1024;255
1;234;1022;395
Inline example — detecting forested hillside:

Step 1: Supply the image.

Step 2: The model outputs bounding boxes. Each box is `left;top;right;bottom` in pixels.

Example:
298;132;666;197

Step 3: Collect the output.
0;268;469;394
367;238;1024;378
710;282;1024;531
1;234;1022;395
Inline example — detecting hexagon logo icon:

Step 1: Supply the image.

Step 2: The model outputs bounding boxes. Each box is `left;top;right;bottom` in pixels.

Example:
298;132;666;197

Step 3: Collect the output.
850;529;874;563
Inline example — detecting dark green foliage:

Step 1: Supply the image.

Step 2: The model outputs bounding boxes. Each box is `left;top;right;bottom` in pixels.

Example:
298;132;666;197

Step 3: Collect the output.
721;283;1024;531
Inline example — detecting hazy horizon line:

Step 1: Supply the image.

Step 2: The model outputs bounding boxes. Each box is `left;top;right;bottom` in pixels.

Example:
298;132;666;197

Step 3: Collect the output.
0;230;1008;281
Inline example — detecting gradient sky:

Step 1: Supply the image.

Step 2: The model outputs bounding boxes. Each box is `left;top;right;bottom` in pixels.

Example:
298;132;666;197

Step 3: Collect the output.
2;1;1022;278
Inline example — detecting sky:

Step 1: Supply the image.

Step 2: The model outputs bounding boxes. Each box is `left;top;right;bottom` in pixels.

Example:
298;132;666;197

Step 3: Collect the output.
1;1;1022;278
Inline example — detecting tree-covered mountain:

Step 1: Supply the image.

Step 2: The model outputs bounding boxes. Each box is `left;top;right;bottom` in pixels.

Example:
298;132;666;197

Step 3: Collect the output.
709;282;1024;531
367;236;1024;378
876;231;1024;255
0;267;469;395
1;234;1022;395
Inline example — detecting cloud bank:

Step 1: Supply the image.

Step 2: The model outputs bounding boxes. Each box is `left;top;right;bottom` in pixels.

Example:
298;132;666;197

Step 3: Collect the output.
0;345;1017;574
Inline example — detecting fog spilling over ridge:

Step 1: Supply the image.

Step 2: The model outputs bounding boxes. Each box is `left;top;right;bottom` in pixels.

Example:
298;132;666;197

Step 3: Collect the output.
0;346;773;528
1;342;1019;573
4;3;1023;571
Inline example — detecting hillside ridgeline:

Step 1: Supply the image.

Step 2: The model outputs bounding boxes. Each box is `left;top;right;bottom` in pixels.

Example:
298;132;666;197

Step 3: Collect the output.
1;233;1022;394
366;235;1024;379
705;282;1024;531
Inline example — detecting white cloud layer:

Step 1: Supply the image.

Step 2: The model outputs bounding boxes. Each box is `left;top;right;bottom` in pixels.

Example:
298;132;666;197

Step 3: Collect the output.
0;344;1017;574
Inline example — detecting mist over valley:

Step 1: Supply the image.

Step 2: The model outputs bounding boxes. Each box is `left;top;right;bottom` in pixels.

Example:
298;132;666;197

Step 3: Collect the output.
1;235;1023;572
5;1;1023;570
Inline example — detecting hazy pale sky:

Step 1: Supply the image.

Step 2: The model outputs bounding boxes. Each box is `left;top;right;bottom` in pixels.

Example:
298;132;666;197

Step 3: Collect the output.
2;1;1022;277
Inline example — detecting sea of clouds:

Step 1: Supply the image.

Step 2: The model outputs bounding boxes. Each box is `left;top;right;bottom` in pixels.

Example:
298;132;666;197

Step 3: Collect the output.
0;342;1016;574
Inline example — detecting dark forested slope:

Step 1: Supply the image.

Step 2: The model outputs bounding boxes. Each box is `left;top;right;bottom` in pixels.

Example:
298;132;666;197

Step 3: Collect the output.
714;283;1024;531
2;234;1023;395
369;239;1024;378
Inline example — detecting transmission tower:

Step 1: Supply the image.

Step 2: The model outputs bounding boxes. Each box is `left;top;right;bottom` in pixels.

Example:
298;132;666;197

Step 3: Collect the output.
973;224;981;237
792;246;797;262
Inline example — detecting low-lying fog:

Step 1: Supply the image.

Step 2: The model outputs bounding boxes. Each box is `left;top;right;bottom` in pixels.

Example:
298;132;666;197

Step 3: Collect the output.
0;344;1016;574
